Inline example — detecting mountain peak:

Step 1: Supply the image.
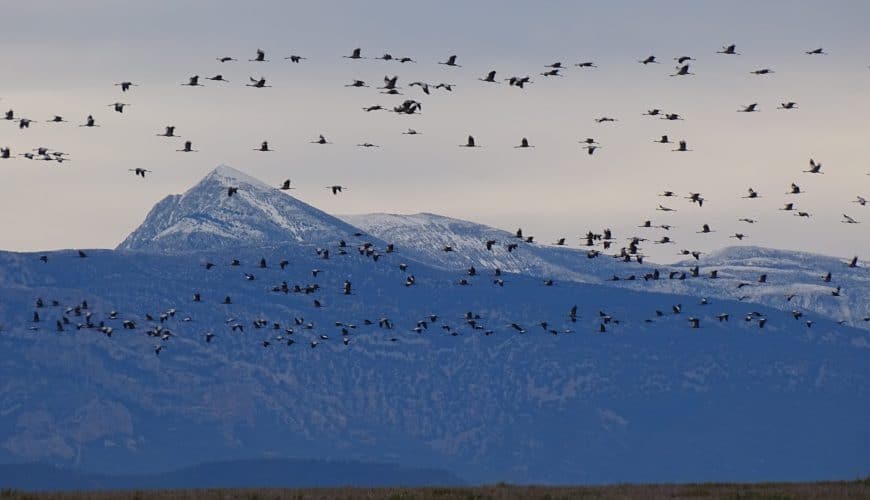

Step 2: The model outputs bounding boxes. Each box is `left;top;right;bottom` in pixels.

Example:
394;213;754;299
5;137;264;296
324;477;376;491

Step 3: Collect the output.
117;165;364;253
206;164;273;190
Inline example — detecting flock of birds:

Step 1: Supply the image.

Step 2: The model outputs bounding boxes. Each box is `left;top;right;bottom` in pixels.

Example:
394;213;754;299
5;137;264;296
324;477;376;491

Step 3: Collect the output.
12;233;869;356
2;43;868;350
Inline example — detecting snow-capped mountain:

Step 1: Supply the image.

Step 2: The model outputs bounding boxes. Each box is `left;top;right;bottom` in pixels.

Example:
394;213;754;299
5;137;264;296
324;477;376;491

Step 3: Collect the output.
341;212;624;282
119;165;368;253
1;166;868;486
344;213;869;329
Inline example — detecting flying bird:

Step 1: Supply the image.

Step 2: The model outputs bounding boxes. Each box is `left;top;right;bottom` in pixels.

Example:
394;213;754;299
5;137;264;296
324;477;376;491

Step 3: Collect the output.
115;81;137;92
804;159;823;174
249;49;268;62
177;141;197;152
459;135;479;148
514;137;533;148
439;55;460;67
246;77;271;88
344;48;364;59
479;71;499;83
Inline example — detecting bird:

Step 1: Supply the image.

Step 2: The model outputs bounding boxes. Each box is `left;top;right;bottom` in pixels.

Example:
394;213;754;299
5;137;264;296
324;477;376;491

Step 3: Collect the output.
479;71;499;83
402;128;420;135
804;159;823;174
435;83;455;91
583;145;600;155
514;137;533;148
439;55;460;67
697;224;714;234
285;54;306;63
751;68;774;75
157;126;178;137
575;61;597;68
505;76;531;89
595;117;617;123
246;77;271;88
217;56;236;62
128;168;150;178
326;185;346;195
717;44;739;55
639;55;659;64
346;79;368;88
654;135;673;144
79;115;99;127
177;141;197;152
255;141;273;152
344;48;364;59
847;256;859;268
806;48;827;55
227;187;238;197
738;103;759;112
409;81;430;94
279;179;293;190
207;74;229;82
459;135;479;148
362;105;385;112
670;64;693;76
357;142;380;148
675;56;695;64
778;102;798;109
108;102;129;113
47;115;67;123
249;49;268;62
744;188;760;199
181;75;203;86
855;196;867;206
787;183;802;194
114;81;137;92
311;134;330;145
842;214;860;224
672;140;691;152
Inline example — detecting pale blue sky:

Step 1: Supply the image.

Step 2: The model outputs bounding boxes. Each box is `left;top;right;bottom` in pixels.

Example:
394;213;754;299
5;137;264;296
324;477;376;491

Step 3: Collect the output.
1;0;868;261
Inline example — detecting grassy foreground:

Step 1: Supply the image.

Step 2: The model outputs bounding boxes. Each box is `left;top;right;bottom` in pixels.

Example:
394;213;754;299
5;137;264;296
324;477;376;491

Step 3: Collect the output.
3;480;870;500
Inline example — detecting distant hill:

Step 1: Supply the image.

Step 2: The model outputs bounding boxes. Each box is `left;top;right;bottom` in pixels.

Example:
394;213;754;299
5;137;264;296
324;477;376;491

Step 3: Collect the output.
0;459;465;491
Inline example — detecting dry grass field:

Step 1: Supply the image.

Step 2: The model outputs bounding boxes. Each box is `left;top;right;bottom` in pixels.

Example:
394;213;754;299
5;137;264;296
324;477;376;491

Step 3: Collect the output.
3;479;869;500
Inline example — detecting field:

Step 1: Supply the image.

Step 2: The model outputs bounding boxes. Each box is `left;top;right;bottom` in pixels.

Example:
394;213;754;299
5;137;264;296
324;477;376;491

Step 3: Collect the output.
3;480;870;500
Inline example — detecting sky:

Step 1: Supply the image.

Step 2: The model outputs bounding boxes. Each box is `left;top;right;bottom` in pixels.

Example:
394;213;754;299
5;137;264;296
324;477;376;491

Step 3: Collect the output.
1;0;868;262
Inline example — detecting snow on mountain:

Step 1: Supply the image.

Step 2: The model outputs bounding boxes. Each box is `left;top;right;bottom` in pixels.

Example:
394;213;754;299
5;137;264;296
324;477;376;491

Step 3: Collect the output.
119;165;368;253
615;246;870;329
344;213;869;330
341;212;625;282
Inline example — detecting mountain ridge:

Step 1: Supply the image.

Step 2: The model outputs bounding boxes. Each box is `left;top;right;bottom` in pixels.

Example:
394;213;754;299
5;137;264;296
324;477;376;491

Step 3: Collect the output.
118;165;371;253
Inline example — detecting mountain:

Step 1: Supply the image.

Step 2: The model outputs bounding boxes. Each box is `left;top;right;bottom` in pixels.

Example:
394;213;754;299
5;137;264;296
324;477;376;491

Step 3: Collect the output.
1;167;868;486
343;213;869;330
340;212;623;282
119;165;368;253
